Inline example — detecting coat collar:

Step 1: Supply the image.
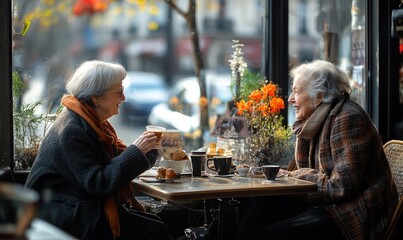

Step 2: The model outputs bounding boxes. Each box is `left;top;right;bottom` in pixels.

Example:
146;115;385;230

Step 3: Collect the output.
298;102;332;140
293;96;348;140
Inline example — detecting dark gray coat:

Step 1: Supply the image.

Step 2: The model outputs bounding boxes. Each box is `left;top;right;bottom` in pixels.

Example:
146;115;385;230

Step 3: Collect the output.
25;108;157;239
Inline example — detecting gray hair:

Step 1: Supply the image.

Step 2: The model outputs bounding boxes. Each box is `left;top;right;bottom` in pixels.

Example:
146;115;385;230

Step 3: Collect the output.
290;60;352;103
65;60;126;104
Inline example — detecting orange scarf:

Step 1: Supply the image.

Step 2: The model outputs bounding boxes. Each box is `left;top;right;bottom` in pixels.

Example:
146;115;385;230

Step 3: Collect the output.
61;95;145;239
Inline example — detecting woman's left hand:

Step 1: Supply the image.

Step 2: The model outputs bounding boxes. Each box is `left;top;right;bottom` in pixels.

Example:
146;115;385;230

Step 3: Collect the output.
132;132;162;155
278;168;291;177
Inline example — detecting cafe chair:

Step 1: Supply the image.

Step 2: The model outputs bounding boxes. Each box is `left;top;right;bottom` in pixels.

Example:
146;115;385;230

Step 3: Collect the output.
0;182;39;238
382;140;403;240
286;159;297;171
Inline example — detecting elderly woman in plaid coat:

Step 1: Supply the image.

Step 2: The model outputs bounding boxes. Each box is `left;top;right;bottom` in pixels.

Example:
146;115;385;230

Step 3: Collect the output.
236;60;398;240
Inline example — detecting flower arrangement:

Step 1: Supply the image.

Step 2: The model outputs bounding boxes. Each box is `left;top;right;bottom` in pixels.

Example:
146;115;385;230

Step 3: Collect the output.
229;40;292;166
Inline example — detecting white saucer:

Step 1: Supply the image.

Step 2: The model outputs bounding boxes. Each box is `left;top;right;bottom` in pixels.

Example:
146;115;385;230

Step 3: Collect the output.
234;173;248;177
263;179;281;183
139;177;174;183
214;174;235;178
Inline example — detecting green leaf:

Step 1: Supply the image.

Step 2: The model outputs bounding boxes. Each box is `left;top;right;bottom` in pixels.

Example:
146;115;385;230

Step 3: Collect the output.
21;20;31;36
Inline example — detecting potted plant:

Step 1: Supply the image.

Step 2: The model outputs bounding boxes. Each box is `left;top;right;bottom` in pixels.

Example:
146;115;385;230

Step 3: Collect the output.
229;40;292;166
12;71;57;170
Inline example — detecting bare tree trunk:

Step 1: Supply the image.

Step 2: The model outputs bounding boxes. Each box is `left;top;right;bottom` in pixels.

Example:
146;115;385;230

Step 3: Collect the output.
165;0;208;148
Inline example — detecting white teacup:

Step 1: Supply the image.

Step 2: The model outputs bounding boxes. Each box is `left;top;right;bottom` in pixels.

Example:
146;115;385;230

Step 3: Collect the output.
236;167;249;177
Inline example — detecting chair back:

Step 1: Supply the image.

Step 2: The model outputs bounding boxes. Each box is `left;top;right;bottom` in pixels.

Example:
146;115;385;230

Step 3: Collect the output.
383;140;403;240
384;140;403;197
0;182;39;237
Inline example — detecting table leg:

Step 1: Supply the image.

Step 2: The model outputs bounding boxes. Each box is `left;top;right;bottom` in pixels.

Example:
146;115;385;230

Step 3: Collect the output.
183;198;236;240
203;199;212;227
217;198;241;240
217;198;228;240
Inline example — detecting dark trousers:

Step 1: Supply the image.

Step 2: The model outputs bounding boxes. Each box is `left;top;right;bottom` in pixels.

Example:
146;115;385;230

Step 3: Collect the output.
90;206;174;240
119;207;174;240
235;196;344;240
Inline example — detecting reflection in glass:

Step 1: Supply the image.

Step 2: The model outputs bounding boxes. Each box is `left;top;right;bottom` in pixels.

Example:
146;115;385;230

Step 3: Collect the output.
12;1;264;169
288;0;367;124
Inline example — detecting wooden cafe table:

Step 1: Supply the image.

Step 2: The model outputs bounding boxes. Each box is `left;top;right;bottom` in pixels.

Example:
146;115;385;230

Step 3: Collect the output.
132;175;317;240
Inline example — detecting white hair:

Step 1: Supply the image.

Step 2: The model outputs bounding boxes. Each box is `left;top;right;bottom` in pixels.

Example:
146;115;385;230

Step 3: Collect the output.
290;60;352;103
65;60;126;104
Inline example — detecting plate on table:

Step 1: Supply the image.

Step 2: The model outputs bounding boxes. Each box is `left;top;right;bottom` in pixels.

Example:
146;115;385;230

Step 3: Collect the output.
180;171;192;177
234;173;248;177
139;168;158;177
262;179;282;183
139;177;174;183
214;174;235;178
249;174;265;178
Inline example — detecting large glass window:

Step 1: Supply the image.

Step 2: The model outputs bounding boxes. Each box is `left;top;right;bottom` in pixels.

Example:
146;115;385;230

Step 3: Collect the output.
288;0;367;124
12;0;264;170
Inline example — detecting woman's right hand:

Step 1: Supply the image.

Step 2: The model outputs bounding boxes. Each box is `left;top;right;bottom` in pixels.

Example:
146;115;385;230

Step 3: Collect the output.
132;131;162;155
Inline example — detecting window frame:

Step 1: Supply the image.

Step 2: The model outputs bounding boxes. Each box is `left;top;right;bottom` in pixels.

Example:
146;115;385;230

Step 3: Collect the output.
0;0;397;171
0;0;13;169
0;1;271;171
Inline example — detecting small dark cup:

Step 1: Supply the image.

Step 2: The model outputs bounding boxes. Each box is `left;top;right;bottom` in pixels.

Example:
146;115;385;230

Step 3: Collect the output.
262;165;280;181
207;156;232;175
190;154;205;177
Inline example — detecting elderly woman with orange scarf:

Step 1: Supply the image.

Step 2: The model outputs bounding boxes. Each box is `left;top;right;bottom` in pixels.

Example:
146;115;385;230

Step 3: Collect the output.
25;60;173;240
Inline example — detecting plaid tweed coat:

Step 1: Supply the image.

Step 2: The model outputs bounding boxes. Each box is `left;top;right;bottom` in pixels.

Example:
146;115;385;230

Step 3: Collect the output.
290;96;398;240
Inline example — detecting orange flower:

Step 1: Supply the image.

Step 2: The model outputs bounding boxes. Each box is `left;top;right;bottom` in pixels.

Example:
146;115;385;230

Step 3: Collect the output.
236;82;287;122
257;103;269;116
249;90;263;103
93;1;108;12
170;96;179;105
261;83;276;98
200;96;208;108
236;83;286;118
269;97;285;112
246;100;253;113
73;0;109;16
236;99;248;115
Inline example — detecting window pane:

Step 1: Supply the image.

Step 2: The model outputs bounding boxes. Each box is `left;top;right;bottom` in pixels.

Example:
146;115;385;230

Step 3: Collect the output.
12;0;263;170
288;0;366;124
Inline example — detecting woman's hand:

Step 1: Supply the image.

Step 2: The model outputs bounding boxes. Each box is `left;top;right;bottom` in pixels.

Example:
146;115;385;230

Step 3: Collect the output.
278;168;291;177
132;131;162;155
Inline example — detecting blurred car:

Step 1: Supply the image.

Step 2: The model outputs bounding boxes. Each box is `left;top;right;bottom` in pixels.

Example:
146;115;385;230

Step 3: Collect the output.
148;72;232;139
120;71;168;123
